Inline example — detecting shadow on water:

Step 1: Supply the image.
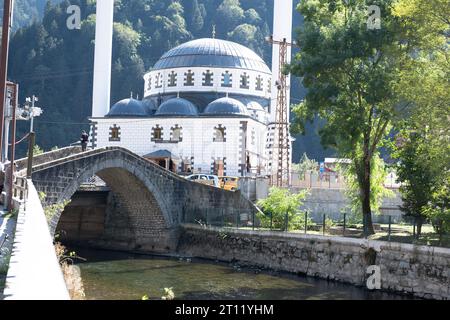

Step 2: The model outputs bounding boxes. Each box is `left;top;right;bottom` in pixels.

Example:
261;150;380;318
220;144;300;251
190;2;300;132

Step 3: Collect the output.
71;247;417;301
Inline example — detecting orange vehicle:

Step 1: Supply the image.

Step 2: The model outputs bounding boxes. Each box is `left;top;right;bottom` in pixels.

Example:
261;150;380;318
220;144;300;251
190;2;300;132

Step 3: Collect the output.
219;176;239;191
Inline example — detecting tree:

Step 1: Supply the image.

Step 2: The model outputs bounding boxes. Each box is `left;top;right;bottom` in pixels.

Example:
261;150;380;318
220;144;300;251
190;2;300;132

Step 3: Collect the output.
215;0;244;37
293;152;318;177
343;152;393;222
389;0;450;238
290;0;413;236
257;187;309;231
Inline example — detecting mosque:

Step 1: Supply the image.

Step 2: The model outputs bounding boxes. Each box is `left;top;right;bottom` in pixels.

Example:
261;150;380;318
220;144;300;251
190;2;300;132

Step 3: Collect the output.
89;0;293;178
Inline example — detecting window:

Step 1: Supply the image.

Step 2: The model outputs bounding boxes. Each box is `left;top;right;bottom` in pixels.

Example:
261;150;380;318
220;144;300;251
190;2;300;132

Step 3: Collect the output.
213;125;226;142
202;70;214;86
182;159;193;174
255;75;263;91
152;125;163;141
168;71;177;87
213;159;224;176
184;70;195;86
155;73;163;88
222;71;232;87
267;78;272;94
109;125;121;142
240;72;250;89
171;125;182;142
147;76;152;91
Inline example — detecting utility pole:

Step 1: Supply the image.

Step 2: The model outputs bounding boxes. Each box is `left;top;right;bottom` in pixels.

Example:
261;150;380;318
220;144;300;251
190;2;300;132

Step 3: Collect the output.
24;95;42;179
0;0;14;163
6;82;17;211
266;36;294;187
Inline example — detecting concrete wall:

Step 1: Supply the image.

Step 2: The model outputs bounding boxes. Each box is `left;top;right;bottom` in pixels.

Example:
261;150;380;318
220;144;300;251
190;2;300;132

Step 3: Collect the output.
3;181;69;300
177;225;450;300
296;188;403;223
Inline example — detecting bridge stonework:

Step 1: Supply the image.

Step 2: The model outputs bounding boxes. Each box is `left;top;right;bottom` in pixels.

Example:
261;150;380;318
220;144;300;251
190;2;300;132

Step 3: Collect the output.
29;147;257;253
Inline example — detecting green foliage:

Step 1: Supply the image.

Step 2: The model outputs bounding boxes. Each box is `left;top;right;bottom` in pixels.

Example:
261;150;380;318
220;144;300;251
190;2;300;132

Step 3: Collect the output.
257;187;309;231
290;0;424;234
1;208;19;219
343;153;394;217
292;152;318;176
40;192;71;222
388;0;450;234
27;144;44;157
423;177;450;234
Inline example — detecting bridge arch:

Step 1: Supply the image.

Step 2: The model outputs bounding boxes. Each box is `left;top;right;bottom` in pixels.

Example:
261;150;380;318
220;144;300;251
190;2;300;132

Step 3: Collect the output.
25;147;259;254
31;148;184;252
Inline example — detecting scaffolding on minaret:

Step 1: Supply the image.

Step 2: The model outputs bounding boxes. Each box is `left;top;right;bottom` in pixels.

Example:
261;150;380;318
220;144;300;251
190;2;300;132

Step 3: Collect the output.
266;36;294;187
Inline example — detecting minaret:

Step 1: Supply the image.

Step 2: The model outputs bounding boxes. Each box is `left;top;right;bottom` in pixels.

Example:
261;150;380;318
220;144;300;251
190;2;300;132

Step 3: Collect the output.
92;0;115;118
270;0;293;122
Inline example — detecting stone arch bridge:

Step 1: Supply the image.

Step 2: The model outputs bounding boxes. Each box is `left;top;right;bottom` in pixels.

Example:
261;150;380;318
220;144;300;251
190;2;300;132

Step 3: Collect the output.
13;146;258;253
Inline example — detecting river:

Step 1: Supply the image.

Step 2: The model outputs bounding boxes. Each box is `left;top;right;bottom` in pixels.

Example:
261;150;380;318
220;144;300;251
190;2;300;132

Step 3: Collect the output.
73;248;413;300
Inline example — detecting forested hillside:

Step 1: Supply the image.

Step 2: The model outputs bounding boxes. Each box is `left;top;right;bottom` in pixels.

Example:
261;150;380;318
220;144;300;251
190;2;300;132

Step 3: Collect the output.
6;0;333;160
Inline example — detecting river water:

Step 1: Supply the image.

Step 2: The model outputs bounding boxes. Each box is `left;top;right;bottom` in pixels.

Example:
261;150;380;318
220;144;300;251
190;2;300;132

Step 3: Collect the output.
74;248;412;300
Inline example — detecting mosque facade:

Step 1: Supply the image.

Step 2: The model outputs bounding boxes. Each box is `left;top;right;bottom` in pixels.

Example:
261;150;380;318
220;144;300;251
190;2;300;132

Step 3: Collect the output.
91;38;275;177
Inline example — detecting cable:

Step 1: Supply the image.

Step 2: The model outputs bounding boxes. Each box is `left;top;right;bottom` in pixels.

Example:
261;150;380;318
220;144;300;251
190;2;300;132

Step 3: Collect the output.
8;132;30;146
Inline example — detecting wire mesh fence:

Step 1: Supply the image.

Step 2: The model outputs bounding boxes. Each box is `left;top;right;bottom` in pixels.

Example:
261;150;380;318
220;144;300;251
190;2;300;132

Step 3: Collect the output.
182;206;449;248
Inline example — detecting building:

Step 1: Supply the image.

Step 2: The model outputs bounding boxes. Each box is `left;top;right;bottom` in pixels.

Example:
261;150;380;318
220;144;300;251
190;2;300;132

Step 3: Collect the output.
91;38;273;177
89;0;294;180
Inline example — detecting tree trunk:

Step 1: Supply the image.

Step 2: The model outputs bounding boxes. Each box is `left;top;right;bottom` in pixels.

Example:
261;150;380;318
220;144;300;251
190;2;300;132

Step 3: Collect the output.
361;138;375;237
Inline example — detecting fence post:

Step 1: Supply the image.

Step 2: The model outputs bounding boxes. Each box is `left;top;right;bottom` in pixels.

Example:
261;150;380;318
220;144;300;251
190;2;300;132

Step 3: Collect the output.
413;218;416;240
270;211;273;231
304;211;308;234
285;211;288;232
343;213;346;236
252;210;255;231
388;215;392;242
322;214;326;235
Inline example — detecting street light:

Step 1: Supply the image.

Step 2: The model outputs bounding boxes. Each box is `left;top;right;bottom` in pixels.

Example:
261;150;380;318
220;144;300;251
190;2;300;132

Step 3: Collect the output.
22;95;42;132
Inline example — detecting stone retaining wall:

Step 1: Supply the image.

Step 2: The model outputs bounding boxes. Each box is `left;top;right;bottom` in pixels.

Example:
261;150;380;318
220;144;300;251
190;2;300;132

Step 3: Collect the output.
177;225;450;300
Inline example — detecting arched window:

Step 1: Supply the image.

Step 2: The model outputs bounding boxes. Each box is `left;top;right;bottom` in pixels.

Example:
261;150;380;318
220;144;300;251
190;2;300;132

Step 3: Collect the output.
255;75;263;91
240;72;250;89
168;71;177;87
109;125;121;142
171;125;182;142
213;125;226;142
155;73;163;88
222;71;232;87
202;70;214;86
184;70;195;86
152;125;163;141
147;76;152;91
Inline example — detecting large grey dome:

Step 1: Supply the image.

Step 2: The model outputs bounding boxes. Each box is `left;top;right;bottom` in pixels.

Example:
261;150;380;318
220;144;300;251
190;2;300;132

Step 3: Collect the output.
155;98;198;116
204;97;249;116
107;98;147;117
153;38;271;74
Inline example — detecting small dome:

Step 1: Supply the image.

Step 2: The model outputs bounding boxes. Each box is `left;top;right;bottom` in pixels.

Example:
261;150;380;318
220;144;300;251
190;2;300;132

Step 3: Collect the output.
107;98;147;117
155;98;198;116
204;97;249;116
246;101;265;111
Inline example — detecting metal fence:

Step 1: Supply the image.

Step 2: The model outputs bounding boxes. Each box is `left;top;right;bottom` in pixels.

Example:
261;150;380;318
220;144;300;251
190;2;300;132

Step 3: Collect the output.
183;206;448;248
